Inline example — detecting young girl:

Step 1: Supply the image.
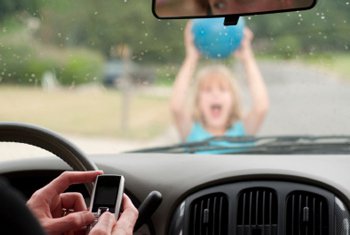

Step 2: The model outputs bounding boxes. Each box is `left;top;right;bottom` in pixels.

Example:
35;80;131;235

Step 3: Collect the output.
171;21;269;142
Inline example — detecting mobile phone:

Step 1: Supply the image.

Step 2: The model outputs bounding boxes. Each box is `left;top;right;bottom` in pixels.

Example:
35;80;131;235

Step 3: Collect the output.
89;175;125;222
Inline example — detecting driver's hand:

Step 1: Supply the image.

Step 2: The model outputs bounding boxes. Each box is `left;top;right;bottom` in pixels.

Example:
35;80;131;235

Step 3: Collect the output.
89;194;138;235
27;171;103;235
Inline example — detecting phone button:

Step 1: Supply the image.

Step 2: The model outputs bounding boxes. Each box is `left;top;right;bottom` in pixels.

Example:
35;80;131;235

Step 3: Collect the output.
97;207;110;216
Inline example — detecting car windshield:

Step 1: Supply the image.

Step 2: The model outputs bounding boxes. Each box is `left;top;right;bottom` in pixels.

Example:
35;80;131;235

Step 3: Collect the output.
0;0;349;157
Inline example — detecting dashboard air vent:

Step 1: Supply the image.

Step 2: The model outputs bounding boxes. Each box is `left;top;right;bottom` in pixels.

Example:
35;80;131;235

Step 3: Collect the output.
286;191;329;235
189;193;228;235
237;187;278;235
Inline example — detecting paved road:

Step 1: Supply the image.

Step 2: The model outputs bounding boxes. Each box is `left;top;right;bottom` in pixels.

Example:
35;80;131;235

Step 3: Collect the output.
247;61;350;136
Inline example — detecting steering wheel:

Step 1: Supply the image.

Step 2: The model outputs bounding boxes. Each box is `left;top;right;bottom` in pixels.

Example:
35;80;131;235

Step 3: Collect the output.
0;122;97;166
0;122;99;235
0;122;162;234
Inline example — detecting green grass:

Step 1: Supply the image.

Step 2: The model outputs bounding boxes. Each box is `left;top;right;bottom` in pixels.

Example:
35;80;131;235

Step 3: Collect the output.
0;86;171;140
318;54;350;79
289;53;350;79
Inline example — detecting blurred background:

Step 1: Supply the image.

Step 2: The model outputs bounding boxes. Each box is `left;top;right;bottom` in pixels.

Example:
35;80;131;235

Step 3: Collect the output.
0;0;349;156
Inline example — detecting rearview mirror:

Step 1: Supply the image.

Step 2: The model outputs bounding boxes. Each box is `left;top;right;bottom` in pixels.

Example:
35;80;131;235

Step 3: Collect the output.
153;0;316;20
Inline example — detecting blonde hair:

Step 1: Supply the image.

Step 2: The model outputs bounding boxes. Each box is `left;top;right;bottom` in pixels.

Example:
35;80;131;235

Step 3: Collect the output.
192;65;242;128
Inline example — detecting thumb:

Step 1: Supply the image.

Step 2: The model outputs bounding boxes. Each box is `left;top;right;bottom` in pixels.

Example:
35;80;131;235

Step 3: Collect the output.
45;211;95;234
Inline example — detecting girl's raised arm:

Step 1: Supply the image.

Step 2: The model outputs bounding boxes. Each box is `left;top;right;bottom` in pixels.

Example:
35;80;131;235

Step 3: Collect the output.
170;21;200;140
236;28;269;135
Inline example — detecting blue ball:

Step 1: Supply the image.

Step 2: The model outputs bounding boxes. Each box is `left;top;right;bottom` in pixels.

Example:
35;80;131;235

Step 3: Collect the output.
192;18;245;59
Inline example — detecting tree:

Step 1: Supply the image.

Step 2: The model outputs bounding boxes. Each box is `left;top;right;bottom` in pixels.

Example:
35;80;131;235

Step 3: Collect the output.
37;0;186;63
0;0;39;19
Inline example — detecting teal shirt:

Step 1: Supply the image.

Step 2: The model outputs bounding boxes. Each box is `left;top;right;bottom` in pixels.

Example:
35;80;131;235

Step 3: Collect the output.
186;121;246;143
185;121;248;154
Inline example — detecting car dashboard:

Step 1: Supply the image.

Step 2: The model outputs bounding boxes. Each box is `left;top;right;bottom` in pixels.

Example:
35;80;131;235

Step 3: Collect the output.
2;153;350;235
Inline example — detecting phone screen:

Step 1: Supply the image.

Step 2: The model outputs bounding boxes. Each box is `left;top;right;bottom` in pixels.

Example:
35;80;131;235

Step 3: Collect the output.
92;176;121;213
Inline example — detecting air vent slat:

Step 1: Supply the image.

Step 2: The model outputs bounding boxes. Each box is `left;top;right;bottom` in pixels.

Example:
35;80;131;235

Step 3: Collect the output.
237;187;277;235
189;193;228;235
286;191;329;235
256;191;259;226
205;198;210;235
320;201;323;235
269;192;273;235
262;190;266;235
249;191;252;233
193;204;198;235
291;195;295;235
269;192;272;226
218;196;222;235
199;200;203;235
305;196;309;235
299;194;302;235
312;198;315;235
212;196;216;235
242;192;246;234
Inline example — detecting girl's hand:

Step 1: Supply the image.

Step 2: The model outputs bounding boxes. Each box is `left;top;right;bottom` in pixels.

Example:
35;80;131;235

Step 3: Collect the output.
184;21;200;60
234;27;254;61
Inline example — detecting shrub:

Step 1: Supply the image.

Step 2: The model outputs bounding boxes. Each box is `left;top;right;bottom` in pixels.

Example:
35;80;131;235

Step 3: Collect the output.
272;35;302;59
0;32;104;86
56;50;103;86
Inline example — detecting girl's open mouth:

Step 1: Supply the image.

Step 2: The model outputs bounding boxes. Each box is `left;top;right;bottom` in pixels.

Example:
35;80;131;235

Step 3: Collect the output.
210;104;222;118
